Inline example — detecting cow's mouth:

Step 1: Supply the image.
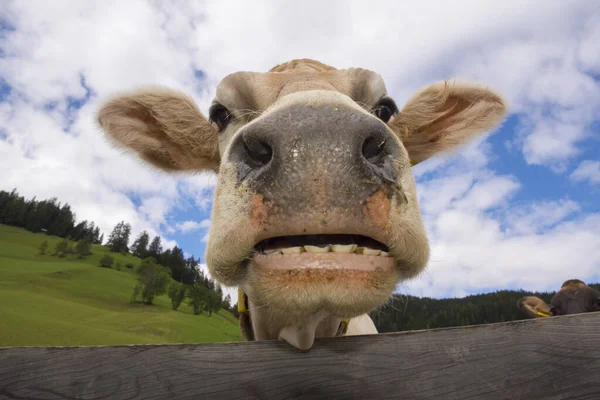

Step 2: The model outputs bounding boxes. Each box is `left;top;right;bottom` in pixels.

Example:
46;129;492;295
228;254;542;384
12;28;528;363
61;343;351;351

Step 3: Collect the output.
252;234;394;272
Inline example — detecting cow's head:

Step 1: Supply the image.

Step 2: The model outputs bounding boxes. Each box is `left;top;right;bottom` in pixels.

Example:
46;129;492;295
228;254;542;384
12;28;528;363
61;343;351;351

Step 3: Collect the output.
98;59;506;349
519;279;600;317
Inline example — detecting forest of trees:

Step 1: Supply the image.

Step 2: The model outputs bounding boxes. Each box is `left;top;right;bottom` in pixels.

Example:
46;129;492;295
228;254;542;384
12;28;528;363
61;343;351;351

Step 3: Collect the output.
0;188;234;316
370;283;600;332
0;189;102;244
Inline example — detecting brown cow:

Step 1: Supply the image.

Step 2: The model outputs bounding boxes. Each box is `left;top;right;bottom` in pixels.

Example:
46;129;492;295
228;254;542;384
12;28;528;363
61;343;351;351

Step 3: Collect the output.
519;279;600;318
97;58;507;350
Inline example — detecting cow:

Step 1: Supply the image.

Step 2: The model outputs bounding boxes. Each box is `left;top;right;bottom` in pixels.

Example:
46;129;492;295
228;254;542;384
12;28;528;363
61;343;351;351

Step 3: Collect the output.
519;279;600;318
97;58;507;350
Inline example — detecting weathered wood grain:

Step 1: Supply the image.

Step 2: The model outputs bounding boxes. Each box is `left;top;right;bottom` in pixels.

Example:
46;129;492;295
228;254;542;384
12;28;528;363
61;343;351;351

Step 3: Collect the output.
1;313;599;400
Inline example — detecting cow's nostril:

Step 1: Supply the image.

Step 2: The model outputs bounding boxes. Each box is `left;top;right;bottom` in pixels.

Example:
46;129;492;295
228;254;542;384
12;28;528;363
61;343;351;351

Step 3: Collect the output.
362;136;386;165
243;131;273;168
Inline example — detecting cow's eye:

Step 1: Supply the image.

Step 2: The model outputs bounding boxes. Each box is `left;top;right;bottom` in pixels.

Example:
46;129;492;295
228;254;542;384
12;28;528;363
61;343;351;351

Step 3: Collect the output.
374;98;398;123
209;103;233;131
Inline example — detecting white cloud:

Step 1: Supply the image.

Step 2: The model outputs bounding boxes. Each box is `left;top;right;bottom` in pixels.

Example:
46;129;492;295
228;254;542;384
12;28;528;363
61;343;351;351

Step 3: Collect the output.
504;199;581;235
403;139;600;297
406;163;600;297
175;219;210;234
570;160;600;185
1;0;599;299
175;221;202;233
449;6;600;169
578;7;600;74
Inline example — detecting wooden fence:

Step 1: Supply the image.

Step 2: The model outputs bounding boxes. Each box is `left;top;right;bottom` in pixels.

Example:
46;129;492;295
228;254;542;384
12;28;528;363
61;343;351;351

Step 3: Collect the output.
1;313;599;399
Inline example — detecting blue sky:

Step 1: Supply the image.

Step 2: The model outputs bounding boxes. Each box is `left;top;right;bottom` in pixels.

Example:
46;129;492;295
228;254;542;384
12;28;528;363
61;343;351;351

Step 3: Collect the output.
0;0;599;299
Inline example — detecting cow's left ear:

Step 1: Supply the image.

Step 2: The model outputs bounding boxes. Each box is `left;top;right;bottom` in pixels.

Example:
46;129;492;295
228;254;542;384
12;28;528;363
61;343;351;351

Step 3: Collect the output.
518;296;552;318
389;81;507;166
97;86;220;172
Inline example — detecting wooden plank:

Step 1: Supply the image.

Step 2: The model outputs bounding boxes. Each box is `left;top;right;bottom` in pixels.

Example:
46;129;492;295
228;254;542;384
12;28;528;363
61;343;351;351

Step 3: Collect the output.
1;313;599;400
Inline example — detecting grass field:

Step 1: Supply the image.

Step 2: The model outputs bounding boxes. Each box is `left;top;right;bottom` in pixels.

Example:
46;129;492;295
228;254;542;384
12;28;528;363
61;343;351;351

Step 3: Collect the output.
0;224;242;346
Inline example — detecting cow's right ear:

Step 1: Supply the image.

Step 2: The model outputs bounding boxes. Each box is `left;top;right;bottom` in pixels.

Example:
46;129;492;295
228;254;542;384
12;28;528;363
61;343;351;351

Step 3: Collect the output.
389;80;507;166
97;86;220;172
518;296;552;318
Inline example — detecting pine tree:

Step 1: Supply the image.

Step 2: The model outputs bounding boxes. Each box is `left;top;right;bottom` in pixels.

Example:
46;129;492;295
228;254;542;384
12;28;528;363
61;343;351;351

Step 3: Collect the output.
121;223;132;253
0;190;24;226
147;236;163;261
205;287;222;317
22;199;37;231
106;222;123;252
106;221;132;254
70;221;88;241
162;246;188;283
25;198;40;232
55;204;75;237
131;231;150;259
222;294;231;310
85;222;96;242
92;226;101;244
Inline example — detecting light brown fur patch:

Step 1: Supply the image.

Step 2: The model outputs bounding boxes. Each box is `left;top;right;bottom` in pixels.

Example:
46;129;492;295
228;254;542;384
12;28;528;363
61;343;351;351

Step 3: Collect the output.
559;279;587;291
269;59;337;73
362;189;392;232
250;194;270;231
247;265;398;321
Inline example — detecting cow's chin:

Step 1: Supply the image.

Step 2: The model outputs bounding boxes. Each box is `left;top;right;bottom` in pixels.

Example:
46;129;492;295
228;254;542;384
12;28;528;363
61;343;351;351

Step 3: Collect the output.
245;252;399;320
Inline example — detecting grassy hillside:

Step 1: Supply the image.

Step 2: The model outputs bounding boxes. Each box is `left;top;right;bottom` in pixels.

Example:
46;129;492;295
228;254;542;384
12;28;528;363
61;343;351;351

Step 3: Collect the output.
0;224;242;346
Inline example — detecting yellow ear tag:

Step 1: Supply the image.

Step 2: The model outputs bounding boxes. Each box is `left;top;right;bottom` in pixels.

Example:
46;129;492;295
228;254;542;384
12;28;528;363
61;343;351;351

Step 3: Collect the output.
238;288;248;315
336;319;350;336
536;310;551;317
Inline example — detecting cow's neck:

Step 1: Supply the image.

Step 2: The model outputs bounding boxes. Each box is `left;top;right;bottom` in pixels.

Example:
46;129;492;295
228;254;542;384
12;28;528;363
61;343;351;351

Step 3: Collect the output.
238;289;348;350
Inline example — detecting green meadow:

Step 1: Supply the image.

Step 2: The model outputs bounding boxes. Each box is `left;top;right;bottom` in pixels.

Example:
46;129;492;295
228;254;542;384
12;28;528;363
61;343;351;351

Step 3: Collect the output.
0;224;241;346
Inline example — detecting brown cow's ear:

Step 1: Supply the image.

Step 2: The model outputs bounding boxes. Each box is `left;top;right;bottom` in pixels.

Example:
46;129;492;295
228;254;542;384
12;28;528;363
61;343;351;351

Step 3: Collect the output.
518;296;552;318
97;86;220;172
389;80;507;166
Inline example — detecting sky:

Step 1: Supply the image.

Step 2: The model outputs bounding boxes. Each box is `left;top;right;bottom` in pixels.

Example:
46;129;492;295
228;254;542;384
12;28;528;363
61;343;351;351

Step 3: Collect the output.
1;0;599;300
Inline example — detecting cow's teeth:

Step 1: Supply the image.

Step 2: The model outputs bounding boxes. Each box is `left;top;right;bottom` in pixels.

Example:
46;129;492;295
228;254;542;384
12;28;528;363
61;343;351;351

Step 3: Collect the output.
304;245;331;253
281;247;305;254
268;245;389;256
355;247;381;256
331;244;357;253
